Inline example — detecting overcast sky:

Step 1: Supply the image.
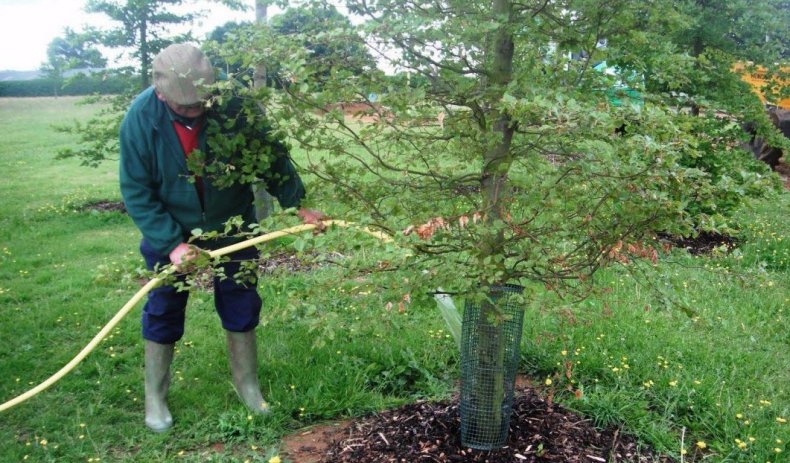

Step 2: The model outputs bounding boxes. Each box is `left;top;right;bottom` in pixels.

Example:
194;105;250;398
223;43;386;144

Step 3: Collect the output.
0;0;256;71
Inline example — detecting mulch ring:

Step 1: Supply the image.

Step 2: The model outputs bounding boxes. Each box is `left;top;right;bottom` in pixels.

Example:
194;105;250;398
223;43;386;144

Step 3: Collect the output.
283;386;676;463
656;231;739;256
80;200;127;213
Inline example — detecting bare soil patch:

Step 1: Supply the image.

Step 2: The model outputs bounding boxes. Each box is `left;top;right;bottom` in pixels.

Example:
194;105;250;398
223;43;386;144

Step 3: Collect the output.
282;421;354;463
657;231;739;255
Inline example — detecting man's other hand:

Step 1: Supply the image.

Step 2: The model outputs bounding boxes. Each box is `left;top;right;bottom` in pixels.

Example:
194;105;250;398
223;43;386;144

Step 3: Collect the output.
297;208;327;232
169;243;201;266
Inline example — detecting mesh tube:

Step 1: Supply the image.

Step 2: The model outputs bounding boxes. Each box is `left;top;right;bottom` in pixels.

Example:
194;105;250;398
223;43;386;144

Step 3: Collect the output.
460;284;525;450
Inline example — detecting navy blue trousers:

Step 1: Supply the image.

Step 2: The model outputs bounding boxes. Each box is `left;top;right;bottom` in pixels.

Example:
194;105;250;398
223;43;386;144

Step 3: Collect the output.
139;239;262;344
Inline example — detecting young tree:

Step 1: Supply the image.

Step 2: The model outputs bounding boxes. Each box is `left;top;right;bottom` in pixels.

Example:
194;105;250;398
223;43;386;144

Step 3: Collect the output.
152;0;788;447
200;0;778;446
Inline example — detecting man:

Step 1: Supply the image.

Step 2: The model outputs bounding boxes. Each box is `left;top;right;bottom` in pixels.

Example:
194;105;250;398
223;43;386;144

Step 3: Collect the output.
120;43;323;432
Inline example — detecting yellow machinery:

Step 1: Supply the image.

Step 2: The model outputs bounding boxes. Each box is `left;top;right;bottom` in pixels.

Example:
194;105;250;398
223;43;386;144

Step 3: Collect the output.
733;62;790;109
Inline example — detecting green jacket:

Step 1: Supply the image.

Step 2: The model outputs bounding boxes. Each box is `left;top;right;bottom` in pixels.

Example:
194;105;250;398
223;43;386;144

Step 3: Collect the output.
120;86;304;255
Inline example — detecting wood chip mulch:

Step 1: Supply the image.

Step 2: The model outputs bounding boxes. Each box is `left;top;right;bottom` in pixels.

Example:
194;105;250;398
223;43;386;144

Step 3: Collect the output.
317;387;675;463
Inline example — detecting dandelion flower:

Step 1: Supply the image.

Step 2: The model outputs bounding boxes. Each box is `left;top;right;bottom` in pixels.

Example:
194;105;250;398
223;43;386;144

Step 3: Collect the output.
269;457;282;463
777;417;787;424
544;378;552;386
696;441;707;449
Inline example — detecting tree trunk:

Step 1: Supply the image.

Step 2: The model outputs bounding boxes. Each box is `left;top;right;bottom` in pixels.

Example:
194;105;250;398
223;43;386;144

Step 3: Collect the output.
254;0;268;89
253;0;275;220
462;0;517;448
139;20;150;90
690;31;703;116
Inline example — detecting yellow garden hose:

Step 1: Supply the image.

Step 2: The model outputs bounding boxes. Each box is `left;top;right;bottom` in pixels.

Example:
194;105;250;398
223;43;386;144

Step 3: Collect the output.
0;220;391;412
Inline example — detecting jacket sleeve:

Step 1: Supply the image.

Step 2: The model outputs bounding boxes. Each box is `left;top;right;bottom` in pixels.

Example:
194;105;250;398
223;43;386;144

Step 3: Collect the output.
119;110;185;256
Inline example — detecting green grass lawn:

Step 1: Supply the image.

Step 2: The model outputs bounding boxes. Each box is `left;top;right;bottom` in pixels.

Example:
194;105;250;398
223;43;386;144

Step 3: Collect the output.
0;96;788;462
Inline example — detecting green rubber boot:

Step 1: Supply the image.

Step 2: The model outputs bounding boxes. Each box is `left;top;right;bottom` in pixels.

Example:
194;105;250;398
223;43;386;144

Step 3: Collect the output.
144;340;174;432
226;330;270;414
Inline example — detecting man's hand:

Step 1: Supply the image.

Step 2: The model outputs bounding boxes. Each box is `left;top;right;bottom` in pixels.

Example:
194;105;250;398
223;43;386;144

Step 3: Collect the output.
297;208;327;232
169;242;201;267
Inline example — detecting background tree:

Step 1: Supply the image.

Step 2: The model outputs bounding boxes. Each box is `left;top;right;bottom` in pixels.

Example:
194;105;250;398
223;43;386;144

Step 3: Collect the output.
616;0;788;112
269;3;377;85
205;21;254;79
41;27;107;96
603;0;789;221
84;0;199;90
